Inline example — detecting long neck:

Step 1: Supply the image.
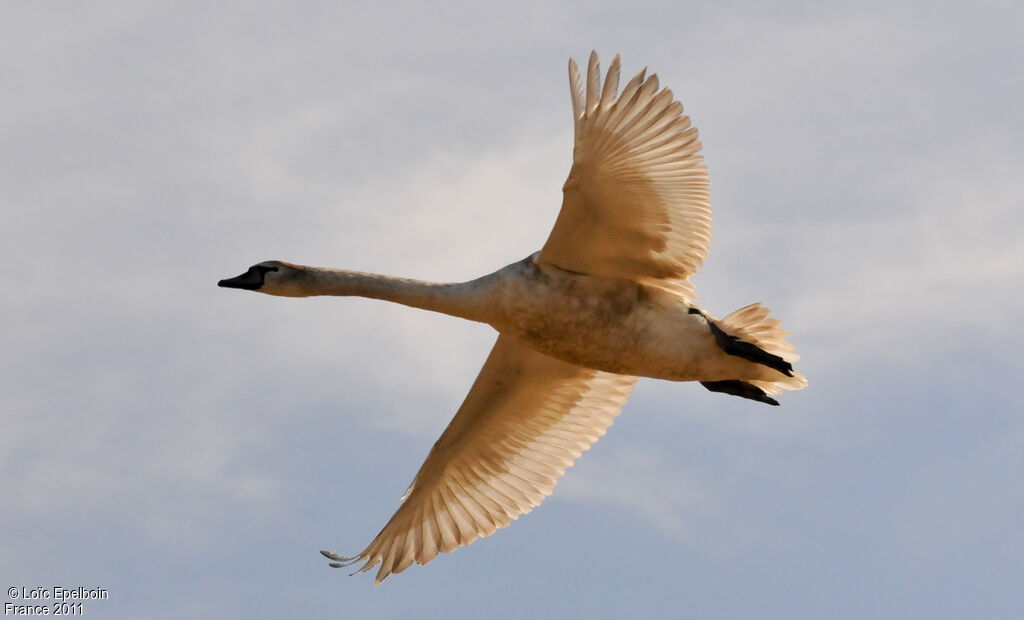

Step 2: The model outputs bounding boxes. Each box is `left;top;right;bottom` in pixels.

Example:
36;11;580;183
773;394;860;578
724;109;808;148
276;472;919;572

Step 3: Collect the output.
293;266;489;322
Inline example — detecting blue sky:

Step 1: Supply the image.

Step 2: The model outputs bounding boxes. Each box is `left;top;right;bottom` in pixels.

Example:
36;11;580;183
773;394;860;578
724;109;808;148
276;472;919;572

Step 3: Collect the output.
3;1;1022;618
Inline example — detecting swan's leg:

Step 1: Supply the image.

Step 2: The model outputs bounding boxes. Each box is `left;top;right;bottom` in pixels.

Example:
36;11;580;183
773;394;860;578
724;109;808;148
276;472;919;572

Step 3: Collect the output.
688;308;794;376
700;380;779;406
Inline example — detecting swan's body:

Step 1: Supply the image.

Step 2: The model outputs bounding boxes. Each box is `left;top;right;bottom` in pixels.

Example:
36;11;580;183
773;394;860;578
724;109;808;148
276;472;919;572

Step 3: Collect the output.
220;53;806;584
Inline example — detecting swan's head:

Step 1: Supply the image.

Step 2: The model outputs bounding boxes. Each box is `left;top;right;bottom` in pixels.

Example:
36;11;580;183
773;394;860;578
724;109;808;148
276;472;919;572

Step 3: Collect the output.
218;261;312;297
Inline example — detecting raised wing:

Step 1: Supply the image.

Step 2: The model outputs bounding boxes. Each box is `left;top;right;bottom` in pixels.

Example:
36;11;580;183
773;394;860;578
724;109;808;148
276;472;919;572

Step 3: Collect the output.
537;52;711;301
323;335;636;584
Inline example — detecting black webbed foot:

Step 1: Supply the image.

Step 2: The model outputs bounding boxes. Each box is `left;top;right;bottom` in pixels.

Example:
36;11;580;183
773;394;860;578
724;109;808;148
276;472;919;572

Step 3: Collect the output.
689;308;794;376
700;380;779;405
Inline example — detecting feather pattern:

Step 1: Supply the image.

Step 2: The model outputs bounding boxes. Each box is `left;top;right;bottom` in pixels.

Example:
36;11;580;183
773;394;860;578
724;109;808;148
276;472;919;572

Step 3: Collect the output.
538;51;711;302
717;303;808;394
323;335;636;584
216;52;809;586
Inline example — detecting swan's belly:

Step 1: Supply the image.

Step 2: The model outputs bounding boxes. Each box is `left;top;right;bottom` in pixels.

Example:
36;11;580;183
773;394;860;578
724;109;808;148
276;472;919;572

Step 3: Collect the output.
481;259;739;382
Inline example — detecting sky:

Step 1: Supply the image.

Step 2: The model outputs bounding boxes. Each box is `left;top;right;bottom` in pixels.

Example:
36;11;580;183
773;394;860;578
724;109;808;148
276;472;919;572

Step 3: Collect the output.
2;1;1022;618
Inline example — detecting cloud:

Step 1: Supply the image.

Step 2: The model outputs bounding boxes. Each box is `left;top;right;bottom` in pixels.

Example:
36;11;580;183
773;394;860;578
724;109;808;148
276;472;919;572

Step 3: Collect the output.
558;447;723;546
3;1;1023;616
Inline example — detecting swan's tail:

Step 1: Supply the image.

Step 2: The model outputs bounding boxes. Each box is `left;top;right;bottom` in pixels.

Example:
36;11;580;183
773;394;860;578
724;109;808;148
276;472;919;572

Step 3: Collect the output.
717;303;807;396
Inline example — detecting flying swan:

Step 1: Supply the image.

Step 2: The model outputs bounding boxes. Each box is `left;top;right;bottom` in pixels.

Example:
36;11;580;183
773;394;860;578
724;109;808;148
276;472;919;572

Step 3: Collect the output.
219;52;807;584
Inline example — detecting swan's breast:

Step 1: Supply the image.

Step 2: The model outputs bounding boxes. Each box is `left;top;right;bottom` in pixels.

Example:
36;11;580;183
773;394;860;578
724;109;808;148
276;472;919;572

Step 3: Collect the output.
479;257;717;379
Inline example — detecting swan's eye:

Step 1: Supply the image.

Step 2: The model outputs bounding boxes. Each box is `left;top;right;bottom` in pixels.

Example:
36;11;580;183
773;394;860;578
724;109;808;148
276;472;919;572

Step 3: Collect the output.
254;265;279;275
